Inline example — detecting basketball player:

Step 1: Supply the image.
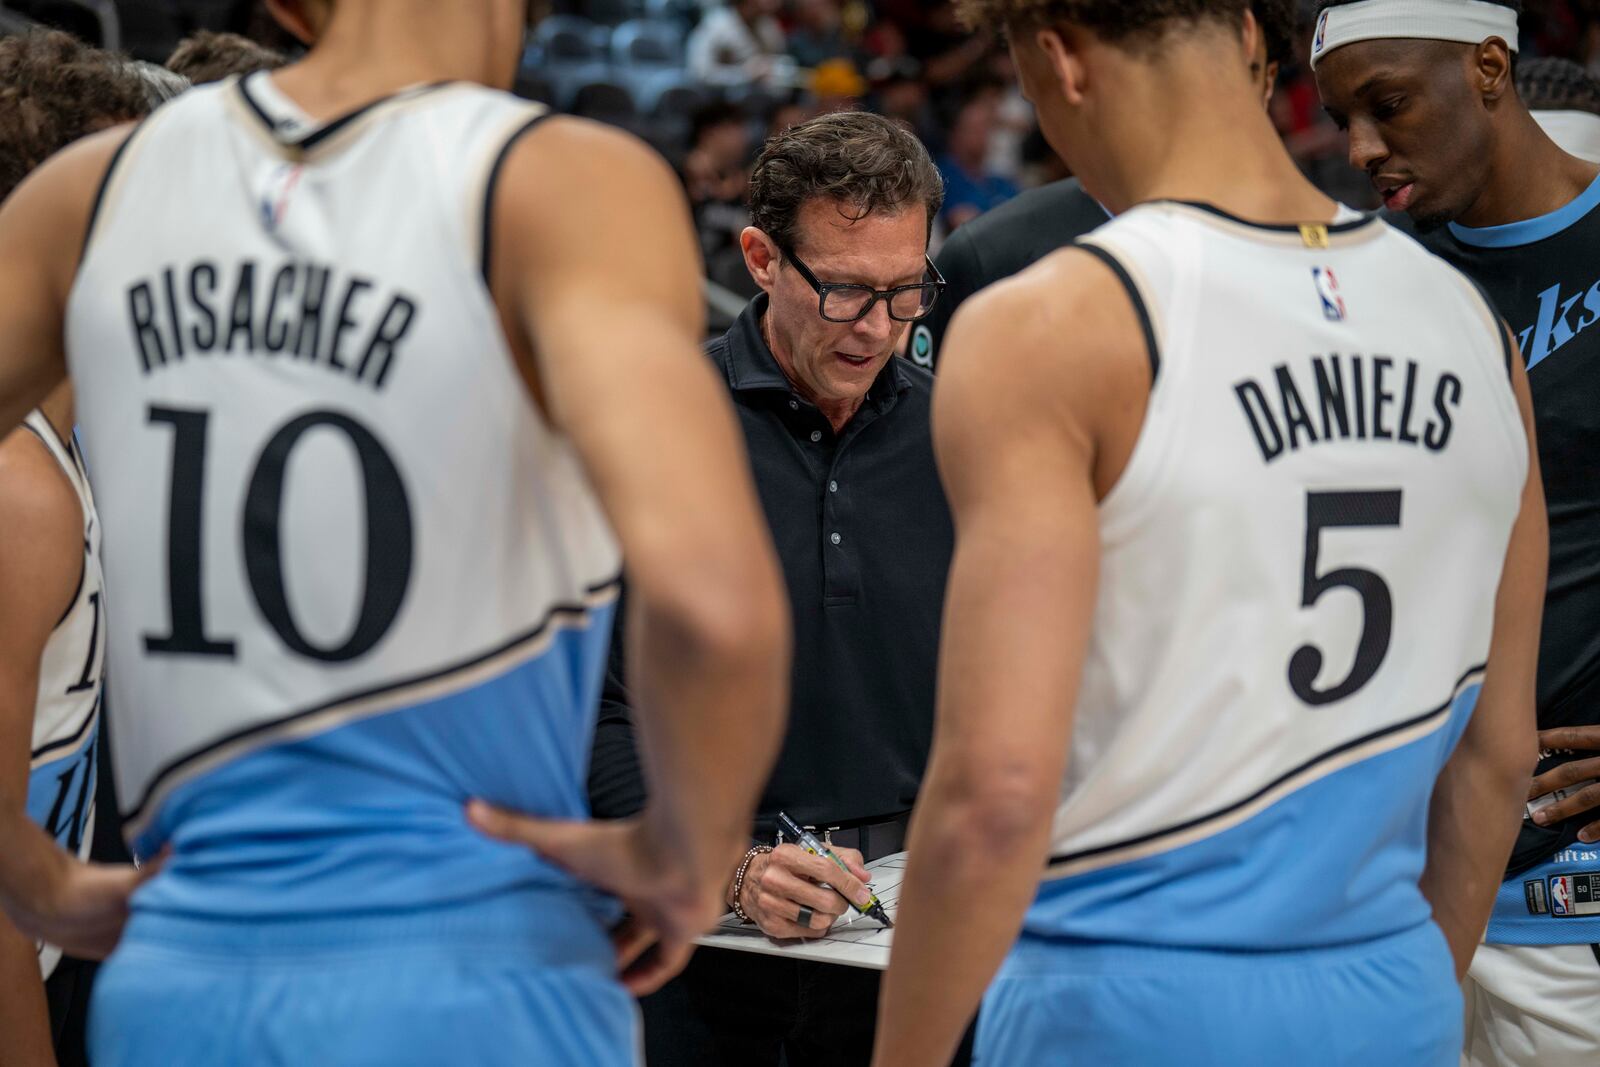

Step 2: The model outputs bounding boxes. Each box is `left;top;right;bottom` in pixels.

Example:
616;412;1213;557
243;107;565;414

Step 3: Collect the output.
913;0;1295;370
873;3;1545;1065
1314;3;1600;1064
0;1;791;1064
0;30;150;1066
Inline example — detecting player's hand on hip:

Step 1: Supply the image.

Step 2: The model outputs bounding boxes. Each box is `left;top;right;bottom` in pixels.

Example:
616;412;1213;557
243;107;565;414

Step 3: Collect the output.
1530;727;1600;842
13;856;162;961
737;842;871;940
467;802;719;994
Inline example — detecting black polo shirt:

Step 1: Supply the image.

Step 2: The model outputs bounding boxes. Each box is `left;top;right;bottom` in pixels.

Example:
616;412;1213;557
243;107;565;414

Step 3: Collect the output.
588;295;955;839
910;178;1111;370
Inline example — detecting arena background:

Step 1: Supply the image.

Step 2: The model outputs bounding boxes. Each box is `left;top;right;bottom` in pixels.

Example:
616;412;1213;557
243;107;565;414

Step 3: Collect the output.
5;0;1594;330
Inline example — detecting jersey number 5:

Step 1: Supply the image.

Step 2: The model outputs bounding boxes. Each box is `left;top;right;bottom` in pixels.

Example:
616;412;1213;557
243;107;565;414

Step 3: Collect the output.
1290;489;1403;706
143;406;414;663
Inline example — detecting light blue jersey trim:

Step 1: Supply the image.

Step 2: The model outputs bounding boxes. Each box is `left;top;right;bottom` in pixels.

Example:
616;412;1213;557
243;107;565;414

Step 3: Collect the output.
26;720;98;853
131;602;619;927
1025;683;1480;950
1448;171;1600;248
1487;844;1600;944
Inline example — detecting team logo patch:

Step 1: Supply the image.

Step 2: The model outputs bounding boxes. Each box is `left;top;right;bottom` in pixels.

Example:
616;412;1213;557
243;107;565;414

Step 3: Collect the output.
910;324;934;368
1313;11;1330;56
1312;266;1346;322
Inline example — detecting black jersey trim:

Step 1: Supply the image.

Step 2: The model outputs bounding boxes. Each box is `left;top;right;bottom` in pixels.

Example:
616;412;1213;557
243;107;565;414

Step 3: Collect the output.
1075;242;1160;383
1044;663;1486;872
1156;200;1380;235
480;111;557;285
20;421;87;631
1464;275;1518;381
80;118;150;261
120;572;624;826
236;74;455;152
30;694;100;762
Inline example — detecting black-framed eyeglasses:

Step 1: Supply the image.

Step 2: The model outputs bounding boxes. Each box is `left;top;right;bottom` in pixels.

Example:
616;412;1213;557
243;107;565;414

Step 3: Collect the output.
782;248;947;324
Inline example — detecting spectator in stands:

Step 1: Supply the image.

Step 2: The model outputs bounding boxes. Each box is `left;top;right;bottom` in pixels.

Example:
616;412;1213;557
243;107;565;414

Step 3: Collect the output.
1520;56;1600;163
166;30;287;84
903;0;992;88
688;0;789;88
787;0;850;69
936;81;1019;230
810;57;867;113
869;61;939;151
684;101;754;260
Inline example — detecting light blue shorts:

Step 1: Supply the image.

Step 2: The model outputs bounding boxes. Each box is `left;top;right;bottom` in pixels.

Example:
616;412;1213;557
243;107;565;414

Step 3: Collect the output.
88;890;639;1067
976;922;1462;1066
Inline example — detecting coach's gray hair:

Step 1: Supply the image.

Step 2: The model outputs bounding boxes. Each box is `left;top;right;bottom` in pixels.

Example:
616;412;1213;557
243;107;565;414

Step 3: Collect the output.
749;111;944;254
125;60;190;107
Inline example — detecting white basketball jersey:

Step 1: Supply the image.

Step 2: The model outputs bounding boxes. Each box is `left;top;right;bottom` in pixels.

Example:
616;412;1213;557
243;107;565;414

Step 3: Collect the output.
1028;202;1528;950
64;74;621;864
22;411;103;978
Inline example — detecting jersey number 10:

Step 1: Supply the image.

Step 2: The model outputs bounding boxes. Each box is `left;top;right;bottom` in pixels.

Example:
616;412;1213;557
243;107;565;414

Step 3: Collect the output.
143;405;414;663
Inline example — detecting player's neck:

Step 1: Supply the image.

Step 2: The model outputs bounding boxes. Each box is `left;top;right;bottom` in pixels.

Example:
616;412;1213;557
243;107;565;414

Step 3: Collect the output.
1457;108;1600;229
269;4;508;119
1088;74;1334;226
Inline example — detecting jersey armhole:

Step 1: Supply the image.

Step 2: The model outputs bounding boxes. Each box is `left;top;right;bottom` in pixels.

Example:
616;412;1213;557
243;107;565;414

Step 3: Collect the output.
1074;240;1161;384
80;118;151;262
17;421;87;630
479;109;556;285
1462;275;1517;381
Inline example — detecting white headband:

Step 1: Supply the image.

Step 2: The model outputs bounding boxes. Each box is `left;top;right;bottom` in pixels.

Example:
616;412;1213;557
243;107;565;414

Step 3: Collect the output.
1311;0;1520;69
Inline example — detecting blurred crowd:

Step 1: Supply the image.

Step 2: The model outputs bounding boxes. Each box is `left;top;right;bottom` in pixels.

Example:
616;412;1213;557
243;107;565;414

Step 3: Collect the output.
7;0;1600;293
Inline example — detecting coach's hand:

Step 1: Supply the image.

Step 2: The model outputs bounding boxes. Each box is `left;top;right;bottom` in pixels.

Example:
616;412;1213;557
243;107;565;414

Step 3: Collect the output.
468;802;719;996
734;843;872;940
1529;727;1600;843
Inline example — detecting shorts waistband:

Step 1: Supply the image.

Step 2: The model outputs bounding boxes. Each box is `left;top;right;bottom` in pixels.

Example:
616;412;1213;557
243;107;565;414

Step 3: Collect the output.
119;885;616;967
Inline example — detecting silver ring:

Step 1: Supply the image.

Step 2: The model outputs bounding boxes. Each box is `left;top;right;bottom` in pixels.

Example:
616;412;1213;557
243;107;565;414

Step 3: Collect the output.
796;905;815;928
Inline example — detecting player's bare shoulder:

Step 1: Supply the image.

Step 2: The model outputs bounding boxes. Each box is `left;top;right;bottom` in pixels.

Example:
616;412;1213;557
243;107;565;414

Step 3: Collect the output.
939;243;1153;428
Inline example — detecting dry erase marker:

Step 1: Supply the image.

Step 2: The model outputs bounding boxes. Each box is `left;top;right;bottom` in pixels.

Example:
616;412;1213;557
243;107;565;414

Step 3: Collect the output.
775;811;894;928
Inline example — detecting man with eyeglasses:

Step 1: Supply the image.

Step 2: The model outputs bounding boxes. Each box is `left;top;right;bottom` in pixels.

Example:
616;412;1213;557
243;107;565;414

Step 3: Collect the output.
586;110;962;1067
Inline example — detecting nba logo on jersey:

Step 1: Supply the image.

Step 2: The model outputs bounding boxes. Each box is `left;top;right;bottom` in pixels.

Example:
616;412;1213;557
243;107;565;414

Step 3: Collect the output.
1551;876;1574;916
1312;266;1346;322
259;163;304;234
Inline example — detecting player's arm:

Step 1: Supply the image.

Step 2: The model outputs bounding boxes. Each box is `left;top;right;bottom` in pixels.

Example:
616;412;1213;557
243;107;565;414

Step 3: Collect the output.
0;129;151;970
1421;328;1545;977
469;118;790;993
872;253;1136;1067
0;431;82;1066
0;127;125;442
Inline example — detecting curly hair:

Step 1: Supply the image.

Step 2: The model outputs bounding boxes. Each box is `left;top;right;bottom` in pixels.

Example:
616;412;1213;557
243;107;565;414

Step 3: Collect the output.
955;0;1250;43
166;31;288;86
0;30;149;201
749;111;944;253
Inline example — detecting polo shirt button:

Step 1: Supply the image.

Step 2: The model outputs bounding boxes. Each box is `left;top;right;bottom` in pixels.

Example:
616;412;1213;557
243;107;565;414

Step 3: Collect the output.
810;430;823;443
829;481;838;493
831;532;842;546
790;400;800;410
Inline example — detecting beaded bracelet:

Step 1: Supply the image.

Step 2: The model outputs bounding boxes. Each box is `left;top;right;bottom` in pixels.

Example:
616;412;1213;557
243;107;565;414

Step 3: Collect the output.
729;844;773;924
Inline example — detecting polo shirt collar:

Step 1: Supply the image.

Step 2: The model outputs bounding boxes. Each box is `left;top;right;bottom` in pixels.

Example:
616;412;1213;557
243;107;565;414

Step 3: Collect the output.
722;294;916;405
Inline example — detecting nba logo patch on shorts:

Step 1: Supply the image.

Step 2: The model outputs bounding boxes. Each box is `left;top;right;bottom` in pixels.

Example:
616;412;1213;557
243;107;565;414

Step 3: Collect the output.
1551;876;1574;916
